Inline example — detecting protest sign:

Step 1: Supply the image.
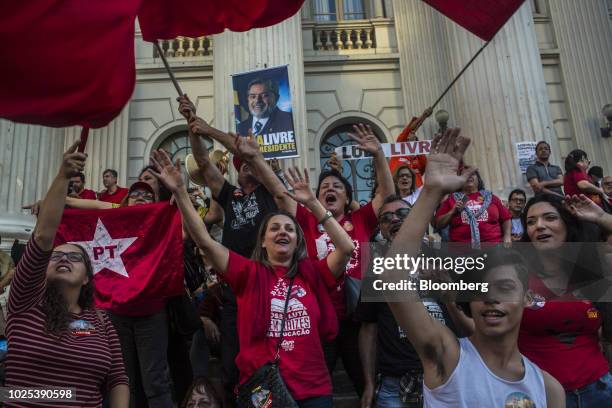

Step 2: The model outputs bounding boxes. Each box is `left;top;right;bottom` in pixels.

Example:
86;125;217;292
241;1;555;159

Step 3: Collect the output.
232;66;298;159
335;140;432;161
515;141;537;173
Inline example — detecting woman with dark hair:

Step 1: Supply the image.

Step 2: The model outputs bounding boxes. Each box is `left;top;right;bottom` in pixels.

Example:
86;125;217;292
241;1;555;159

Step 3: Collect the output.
182;377;223;408
434;170;511;246
518;193;612;407
139;165;172;201
394;165;422;206
563;149;605;205
150;149;355;407
6;141;129;407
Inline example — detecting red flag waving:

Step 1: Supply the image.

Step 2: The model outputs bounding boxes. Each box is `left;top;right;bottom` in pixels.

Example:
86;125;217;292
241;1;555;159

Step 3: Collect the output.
0;0;142;128
422;0;526;41
138;0;305;41
55;202;184;315
0;0;304;128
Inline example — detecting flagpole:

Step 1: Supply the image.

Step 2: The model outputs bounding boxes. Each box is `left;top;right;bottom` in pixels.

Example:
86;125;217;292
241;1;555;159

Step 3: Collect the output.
78;127;89;153
430;41;491;109
154;41;185;96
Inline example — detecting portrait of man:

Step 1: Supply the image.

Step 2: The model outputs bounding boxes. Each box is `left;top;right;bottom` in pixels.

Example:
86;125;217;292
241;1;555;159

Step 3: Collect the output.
236;77;294;137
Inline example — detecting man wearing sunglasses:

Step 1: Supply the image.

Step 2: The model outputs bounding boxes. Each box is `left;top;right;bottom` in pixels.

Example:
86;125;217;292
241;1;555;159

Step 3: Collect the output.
355;195;458;408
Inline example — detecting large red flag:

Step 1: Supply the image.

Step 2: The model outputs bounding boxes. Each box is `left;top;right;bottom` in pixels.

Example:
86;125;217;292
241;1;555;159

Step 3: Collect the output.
54;202;184;315
423;0;526;41
0;0;304;128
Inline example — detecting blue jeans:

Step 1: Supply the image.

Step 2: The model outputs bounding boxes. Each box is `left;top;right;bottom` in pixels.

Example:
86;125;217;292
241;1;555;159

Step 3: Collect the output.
566;373;612;408
296;395;333;408
376;376;419;408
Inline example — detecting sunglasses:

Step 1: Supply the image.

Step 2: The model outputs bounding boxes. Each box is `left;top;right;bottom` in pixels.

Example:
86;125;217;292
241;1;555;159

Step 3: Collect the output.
50;251;85;263
129;190;154;200
379;208;411;223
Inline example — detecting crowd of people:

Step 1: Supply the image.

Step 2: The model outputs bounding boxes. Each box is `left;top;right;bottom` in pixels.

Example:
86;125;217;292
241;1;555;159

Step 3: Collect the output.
1;94;612;408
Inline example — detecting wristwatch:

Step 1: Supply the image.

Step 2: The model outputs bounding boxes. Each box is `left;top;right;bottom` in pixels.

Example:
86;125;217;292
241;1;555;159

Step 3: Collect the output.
318;210;333;225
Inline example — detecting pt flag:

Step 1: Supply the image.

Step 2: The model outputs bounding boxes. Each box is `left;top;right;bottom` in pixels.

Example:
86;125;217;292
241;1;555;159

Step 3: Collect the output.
0;0;304;128
54;202;184;315
422;0;526;41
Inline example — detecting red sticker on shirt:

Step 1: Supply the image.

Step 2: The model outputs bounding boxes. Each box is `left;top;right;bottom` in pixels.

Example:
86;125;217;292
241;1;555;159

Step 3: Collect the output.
586;308;599;320
343;221;354;232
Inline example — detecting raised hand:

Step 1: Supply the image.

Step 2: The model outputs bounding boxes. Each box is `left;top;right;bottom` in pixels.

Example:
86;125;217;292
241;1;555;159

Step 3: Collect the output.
149;149;185;193
284;167;316;206
177;94;196;120
269;158;281;173
326;152;342;172
59;139;87;180
347;123;382;155
564;194;605;224
233;132;262;161
188;116;212;137
423;128;474;195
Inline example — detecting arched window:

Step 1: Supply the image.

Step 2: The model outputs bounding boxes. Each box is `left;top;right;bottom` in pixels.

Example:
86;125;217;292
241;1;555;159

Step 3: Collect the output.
319;123;383;205
157;130;213;185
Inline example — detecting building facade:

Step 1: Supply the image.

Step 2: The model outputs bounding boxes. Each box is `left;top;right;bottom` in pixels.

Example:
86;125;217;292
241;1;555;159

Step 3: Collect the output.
1;0;612;245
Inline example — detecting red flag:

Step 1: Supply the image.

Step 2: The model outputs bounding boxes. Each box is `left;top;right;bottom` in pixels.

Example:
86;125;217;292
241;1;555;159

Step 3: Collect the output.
0;0;142;128
423;0;526;41
55;202;184;315
0;0;304;128
138;0;305;41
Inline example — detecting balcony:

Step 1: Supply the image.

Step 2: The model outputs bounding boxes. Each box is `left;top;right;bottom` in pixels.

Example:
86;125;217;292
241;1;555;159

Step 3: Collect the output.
302;19;397;58
154;36;213;58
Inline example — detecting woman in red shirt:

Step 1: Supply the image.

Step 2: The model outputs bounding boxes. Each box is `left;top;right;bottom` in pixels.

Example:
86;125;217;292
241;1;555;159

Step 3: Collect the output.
150;150;355;407
563;149;606;205
6;141;129;407
519;193;612;407
434;171;511;246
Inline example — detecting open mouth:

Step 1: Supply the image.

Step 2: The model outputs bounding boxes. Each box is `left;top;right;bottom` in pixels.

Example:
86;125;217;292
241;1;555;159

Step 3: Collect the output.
389;223;402;235
536;234;552;241
275;238;290;245
56;264;72;273
325;193;337;205
481;309;506;324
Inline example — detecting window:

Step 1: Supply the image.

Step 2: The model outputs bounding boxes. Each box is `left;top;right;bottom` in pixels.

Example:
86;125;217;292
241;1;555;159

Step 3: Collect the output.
319;124;381;205
313;0;366;22
157;130;213;185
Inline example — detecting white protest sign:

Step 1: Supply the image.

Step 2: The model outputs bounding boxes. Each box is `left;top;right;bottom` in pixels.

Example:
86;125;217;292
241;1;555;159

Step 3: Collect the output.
515;141;537;174
335;140;432;161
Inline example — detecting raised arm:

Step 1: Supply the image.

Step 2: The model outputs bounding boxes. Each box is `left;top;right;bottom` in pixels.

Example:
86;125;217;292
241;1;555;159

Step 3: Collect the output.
65;197;113;210
34;140;86;250
384;129;474;387
285;167;354;277
150;150;229;274
178;96;226;198
564;194;612;233
233;134;297;215
348;124;394;214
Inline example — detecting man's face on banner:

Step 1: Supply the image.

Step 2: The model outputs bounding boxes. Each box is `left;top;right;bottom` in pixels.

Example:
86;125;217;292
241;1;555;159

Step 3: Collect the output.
247;82;276;119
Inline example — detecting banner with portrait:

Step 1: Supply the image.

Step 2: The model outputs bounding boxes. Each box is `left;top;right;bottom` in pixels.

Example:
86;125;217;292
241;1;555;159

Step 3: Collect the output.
232;65;299;159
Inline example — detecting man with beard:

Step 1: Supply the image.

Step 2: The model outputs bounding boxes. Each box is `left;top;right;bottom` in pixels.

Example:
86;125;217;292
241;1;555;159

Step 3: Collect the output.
355;195;463;407
236;77;294;137
98;169;128;204
68;172;97;200
525;141;564;197
177;96;279;407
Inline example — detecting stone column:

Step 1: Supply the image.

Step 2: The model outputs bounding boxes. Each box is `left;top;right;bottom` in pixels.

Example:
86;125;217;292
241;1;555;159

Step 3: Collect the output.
548;0;612;175
212;12;309;173
63;105;131;190
0;120;65;242
371;0;385;18
394;1;556;195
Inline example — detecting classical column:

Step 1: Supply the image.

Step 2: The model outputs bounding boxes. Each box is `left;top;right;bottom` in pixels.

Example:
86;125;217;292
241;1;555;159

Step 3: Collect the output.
212;12;309;172
0;120;65;242
548;0;612;175
394;1;556;195
63;105;131;190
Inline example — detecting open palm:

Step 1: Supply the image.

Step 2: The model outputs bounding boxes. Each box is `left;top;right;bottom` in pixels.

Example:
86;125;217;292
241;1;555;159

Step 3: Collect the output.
564;194;605;224
150;149;184;192
284;167;316;205
423;128;474;194
348;123;381;154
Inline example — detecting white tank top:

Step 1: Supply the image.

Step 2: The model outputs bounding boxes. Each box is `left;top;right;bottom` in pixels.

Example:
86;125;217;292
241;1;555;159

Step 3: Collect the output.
423;338;547;408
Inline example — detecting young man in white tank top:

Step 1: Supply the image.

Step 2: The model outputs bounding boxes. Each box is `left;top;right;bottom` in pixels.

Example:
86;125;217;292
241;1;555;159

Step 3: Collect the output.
378;129;565;407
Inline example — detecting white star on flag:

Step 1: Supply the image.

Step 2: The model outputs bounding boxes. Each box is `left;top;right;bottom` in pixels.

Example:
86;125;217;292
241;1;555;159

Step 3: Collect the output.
71;218;137;278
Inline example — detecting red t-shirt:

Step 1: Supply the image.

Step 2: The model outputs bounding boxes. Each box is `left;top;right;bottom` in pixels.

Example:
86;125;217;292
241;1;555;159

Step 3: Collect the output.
78;188;98;200
564;169;591;198
436;192;511;243
98;187;128;204
519;276;608;390
296;202;378;319
224;252;336;400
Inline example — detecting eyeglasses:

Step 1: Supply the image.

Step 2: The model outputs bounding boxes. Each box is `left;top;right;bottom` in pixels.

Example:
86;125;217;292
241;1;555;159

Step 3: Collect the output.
379;208;411;223
50;251;85;263
129;190;154;200
510;198;526;204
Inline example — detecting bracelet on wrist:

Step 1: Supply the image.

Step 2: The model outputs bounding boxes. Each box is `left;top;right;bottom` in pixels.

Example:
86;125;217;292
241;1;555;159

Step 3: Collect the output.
318;210;333;225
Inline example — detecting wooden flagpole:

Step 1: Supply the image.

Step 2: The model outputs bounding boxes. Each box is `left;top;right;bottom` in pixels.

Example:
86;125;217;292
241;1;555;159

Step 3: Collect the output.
154;41;185;96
